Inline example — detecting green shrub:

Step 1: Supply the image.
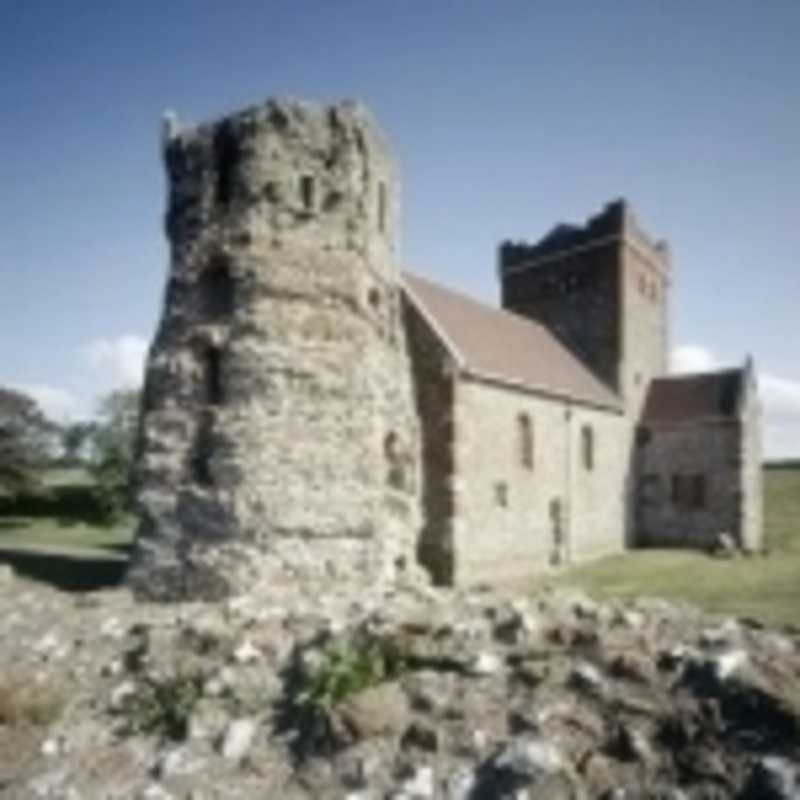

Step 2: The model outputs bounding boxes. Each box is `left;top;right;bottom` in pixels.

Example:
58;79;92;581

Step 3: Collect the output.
297;629;409;711
117;671;204;741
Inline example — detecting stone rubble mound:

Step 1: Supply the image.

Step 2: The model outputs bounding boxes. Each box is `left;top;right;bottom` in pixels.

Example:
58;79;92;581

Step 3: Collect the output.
0;564;798;799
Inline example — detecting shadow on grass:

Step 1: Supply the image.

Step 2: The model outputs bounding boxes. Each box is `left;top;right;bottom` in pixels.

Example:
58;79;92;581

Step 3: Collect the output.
0;549;128;592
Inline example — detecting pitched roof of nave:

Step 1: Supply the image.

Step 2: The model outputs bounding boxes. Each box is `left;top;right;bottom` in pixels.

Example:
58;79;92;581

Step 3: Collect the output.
403;272;621;412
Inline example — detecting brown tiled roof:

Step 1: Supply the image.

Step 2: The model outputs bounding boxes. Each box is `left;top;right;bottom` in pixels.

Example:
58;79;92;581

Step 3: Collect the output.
642;370;743;424
402;272;621;411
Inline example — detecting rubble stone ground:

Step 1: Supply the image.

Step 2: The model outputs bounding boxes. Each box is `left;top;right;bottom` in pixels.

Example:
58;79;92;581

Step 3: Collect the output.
0;564;798;799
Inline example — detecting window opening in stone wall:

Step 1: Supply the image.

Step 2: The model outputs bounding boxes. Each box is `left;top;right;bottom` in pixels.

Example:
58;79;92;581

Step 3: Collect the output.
385;431;406;491
671;474;707;510
518;413;534;470
202;347;223;406
199;261;234;319
692;474;706;509
378;181;387;233
213;124;239;207
300;175;315;211
191;430;213;486
495;482;508;508
581;425;594;470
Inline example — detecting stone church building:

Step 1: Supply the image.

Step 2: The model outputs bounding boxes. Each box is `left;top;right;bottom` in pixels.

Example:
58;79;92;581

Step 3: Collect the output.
128;97;762;600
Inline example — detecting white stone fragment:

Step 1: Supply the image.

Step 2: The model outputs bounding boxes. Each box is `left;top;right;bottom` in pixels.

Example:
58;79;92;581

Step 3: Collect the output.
140;784;175;800
400;765;435;798
232;638;261;664
109;680;137;710
220;717;258;761
468;651;503;676
713;649;748;680
100;617;126;639
40;738;61;757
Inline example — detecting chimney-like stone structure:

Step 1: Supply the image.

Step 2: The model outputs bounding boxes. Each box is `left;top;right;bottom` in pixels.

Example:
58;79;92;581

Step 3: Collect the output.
128;99;421;601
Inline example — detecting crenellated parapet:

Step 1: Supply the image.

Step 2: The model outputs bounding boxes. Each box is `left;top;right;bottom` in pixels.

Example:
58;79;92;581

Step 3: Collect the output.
500;199;669;277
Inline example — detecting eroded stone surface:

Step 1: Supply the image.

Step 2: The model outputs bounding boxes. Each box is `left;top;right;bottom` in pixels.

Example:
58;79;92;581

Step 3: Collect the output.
128;98;421;600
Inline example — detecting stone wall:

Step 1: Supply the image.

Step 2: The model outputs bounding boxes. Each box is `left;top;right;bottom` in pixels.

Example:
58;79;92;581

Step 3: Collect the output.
402;295;457;584
621;239;669;420
128;99;422;600
450;378;629;585
635;420;741;548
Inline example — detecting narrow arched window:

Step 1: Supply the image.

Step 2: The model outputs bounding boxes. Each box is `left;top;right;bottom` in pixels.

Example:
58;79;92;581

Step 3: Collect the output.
518;413;534;470
581;425;594;471
377;181;387;233
202;347;223;406
199;261;234;319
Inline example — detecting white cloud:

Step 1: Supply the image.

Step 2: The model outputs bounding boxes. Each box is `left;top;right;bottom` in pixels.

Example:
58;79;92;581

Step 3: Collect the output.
670;344;800;459
12;384;82;423
83;335;148;388
669;345;719;374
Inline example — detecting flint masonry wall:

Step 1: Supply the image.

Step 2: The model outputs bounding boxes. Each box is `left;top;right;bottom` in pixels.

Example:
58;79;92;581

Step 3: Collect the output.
128;99;421;600
635;421;741;548
403;296;457;585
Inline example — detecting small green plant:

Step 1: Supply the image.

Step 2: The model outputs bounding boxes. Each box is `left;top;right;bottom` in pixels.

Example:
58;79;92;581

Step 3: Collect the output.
297;629;409;711
0;679;65;726
117;671;204;741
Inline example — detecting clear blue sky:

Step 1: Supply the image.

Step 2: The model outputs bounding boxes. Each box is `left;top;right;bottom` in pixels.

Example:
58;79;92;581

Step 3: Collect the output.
1;1;798;455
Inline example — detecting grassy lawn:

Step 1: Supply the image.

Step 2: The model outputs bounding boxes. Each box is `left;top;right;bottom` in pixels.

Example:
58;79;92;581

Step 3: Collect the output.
0;469;134;590
558;467;800;627
0;468;134;555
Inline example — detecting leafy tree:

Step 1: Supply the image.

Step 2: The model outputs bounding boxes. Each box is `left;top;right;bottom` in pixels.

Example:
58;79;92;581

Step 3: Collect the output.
87;389;141;521
60;421;96;466
0;387;54;499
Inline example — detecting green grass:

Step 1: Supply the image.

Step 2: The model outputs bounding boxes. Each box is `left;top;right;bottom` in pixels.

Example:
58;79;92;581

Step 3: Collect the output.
0;468;134;591
558;468;800;627
0;468;134;553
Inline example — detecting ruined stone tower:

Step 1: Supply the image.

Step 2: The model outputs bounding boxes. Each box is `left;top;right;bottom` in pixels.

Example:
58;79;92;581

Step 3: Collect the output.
128;99;421;601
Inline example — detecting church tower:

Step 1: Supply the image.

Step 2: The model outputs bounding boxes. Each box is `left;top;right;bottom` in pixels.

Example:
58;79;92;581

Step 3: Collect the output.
498;199;670;417
128;99;421;600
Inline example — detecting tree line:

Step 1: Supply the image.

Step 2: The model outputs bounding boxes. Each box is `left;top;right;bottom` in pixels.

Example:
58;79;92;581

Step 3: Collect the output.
0;386;140;522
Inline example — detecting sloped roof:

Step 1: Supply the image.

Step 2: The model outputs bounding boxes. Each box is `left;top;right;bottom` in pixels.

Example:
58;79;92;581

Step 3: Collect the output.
642;369;743;424
402;272;621;411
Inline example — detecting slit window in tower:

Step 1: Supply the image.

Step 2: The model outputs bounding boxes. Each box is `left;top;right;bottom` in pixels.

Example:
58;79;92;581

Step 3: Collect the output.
377;181;387;233
203;347;223;406
213;124;239;207
200;261;234;319
300;175;315;211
